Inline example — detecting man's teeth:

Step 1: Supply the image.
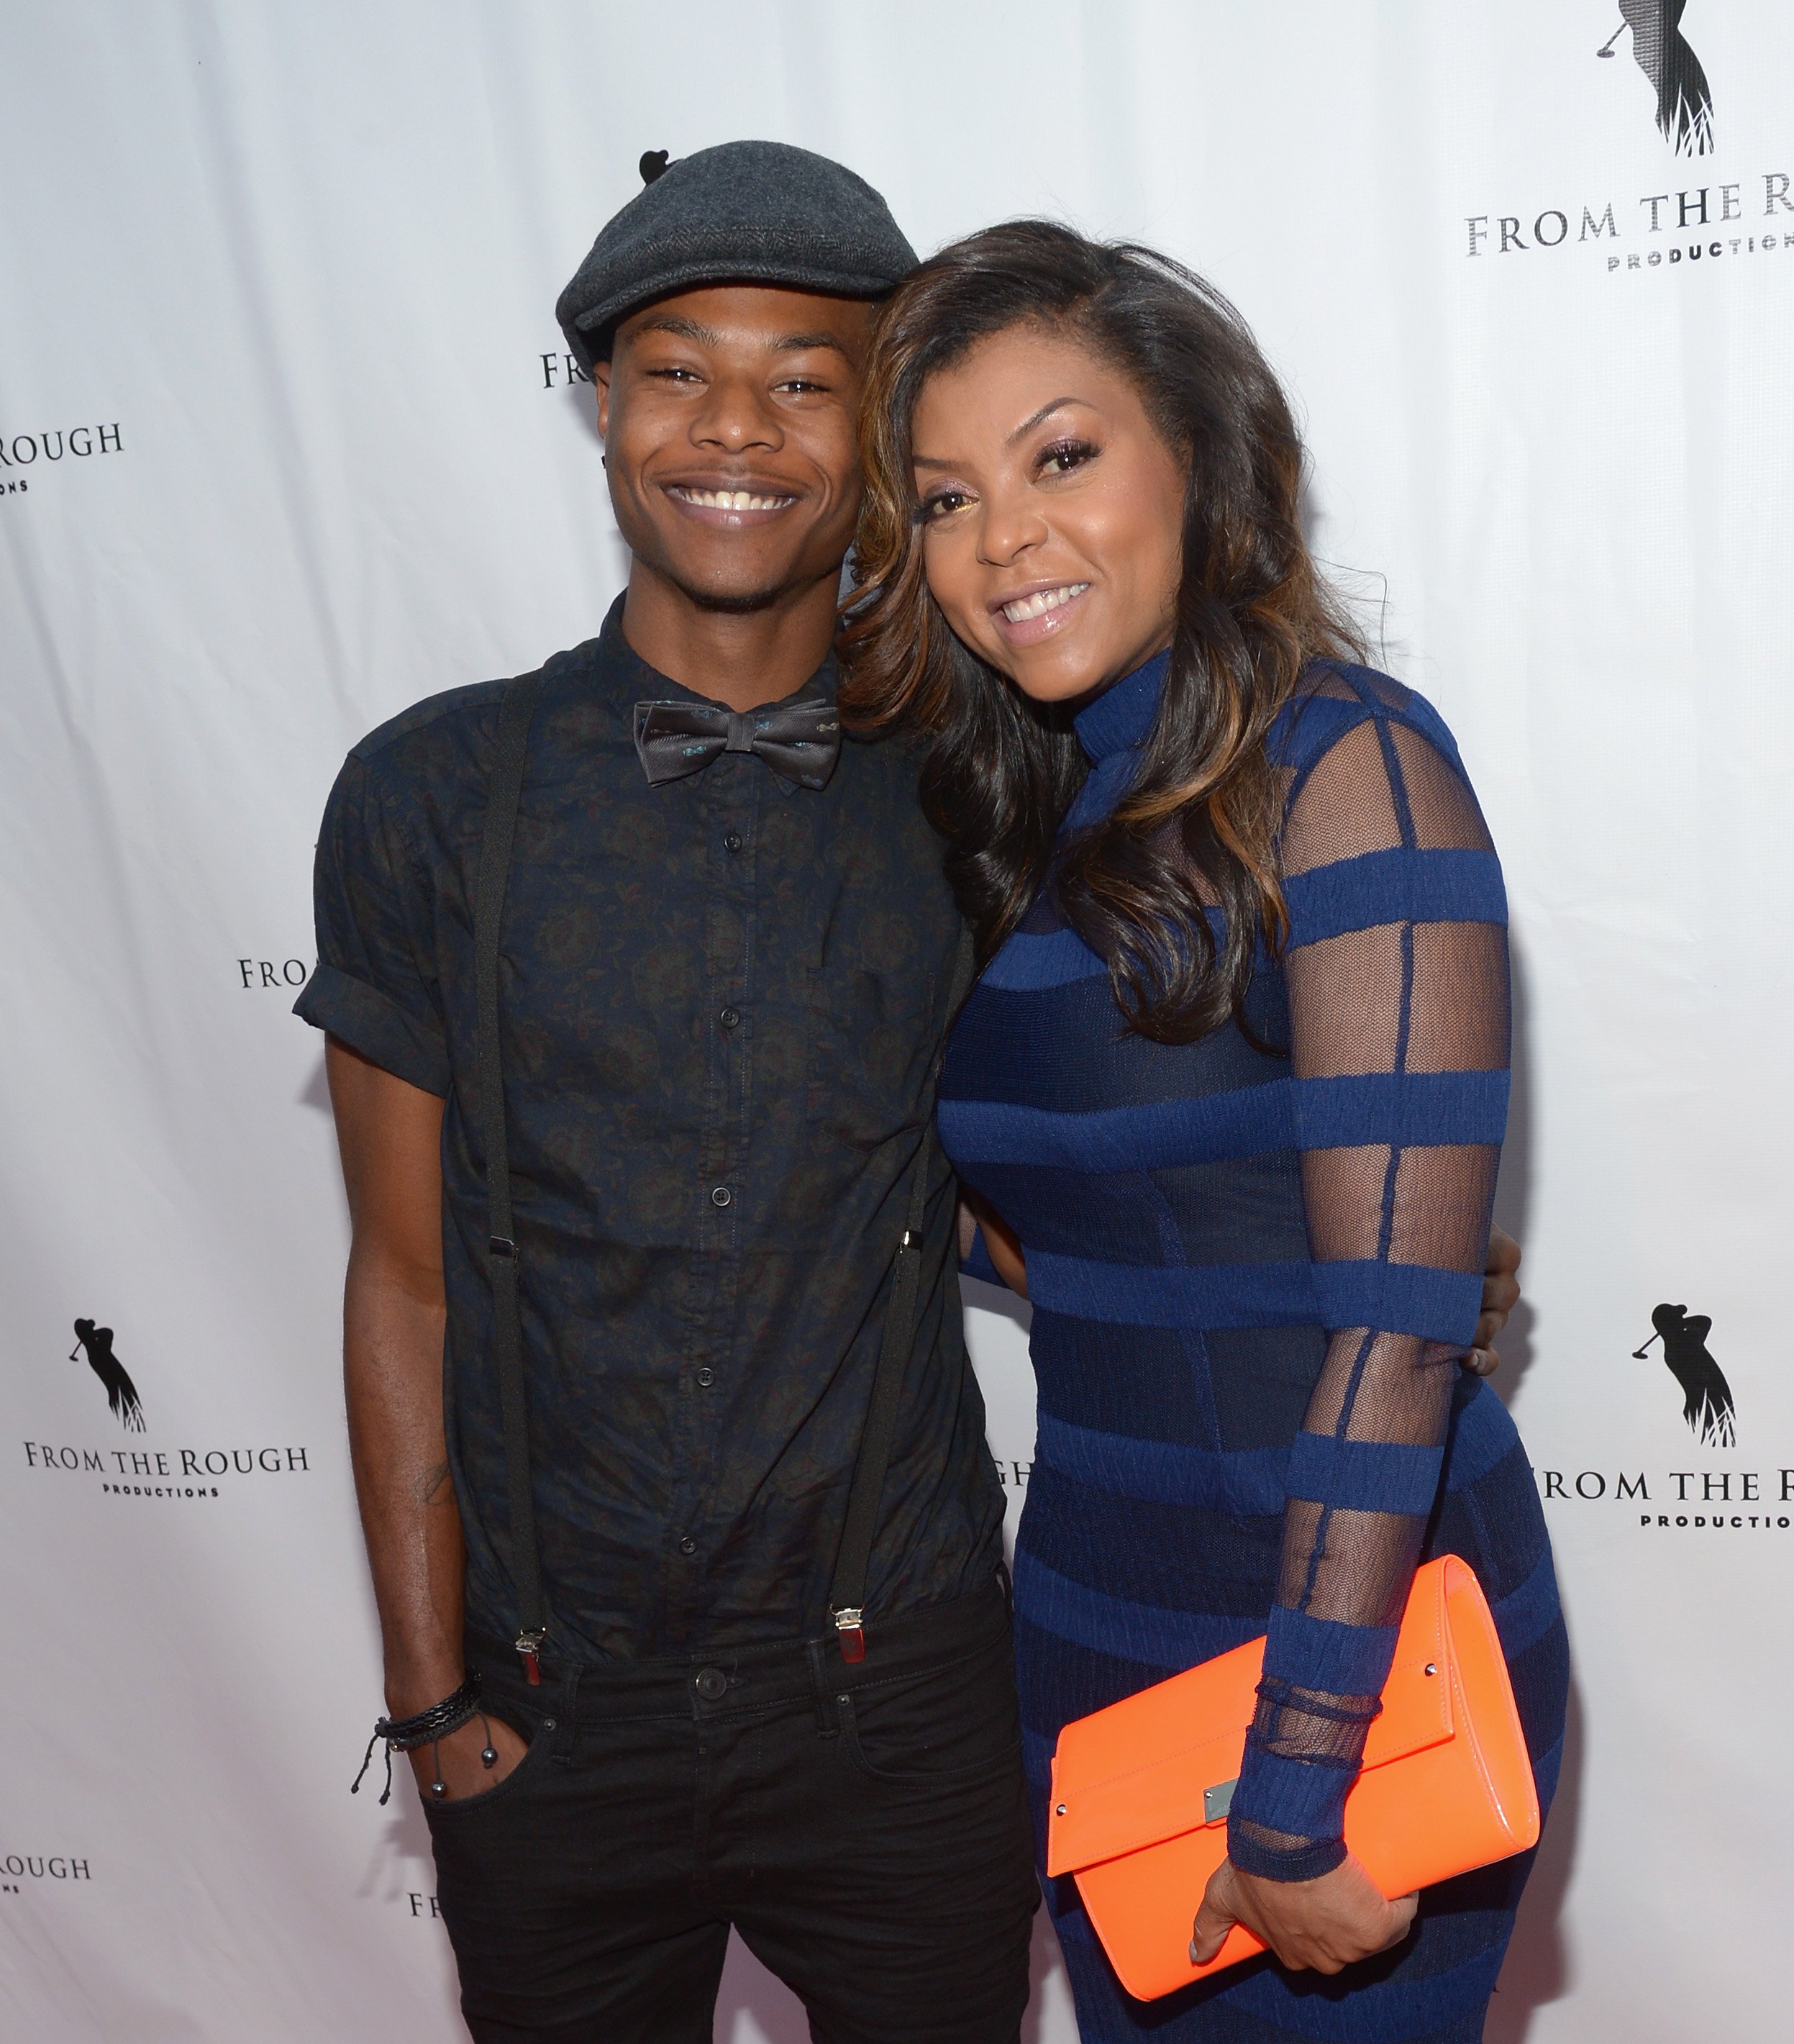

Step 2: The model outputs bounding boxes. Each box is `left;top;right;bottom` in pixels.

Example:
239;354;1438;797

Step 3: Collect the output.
1001;583;1090;623
677;487;791;511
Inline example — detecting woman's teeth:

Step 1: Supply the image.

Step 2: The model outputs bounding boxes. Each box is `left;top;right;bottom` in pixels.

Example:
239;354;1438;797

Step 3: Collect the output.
674;487;792;511
1001;583;1090;623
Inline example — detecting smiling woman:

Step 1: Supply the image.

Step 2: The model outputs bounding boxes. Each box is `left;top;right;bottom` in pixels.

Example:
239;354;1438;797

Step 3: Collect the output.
911;336;1184;691
839;223;1567;2044
840;225;1363;1044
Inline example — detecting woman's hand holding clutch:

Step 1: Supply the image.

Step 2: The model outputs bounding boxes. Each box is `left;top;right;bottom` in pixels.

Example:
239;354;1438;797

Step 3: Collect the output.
1189;1853;1418;1976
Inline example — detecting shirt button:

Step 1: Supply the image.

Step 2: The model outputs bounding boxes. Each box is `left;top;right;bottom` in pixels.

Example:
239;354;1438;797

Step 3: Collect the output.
680;1536;698;1556
719;1007;740;1030
695;1666;728;1701
710;1185;732;1209
696;1366;716;1388
724;831;743;853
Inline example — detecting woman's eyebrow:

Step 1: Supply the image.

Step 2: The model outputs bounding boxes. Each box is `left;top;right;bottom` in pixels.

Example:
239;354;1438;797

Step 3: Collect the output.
914;396;1090;471
1005;394;1083;446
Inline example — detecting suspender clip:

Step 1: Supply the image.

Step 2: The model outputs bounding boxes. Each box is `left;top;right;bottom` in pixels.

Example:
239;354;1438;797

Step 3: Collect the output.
832;1607;866;1664
515;1630;547;1684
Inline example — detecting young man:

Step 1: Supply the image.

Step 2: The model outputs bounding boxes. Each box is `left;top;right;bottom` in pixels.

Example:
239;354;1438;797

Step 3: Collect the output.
299;142;1522;2044
302;142;1034;2044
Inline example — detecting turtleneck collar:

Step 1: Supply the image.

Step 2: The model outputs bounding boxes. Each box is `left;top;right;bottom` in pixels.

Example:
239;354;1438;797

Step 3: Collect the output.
1071;648;1170;763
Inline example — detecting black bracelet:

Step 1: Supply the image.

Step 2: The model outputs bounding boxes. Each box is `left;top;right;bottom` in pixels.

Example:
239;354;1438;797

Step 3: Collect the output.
379;1675;483;1750
352;1674;496;1806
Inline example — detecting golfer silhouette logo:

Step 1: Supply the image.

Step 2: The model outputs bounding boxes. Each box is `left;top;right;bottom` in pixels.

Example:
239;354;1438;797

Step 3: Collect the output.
1596;1;1716;155
1633;1304;1735;1445
70;1318;145;1432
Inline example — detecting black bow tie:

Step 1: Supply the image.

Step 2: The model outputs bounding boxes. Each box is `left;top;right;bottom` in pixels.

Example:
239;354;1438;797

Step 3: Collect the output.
632;697;841;791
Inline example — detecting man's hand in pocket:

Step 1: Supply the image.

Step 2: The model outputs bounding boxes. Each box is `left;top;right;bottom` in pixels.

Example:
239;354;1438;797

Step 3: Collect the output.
407;1712;531;1802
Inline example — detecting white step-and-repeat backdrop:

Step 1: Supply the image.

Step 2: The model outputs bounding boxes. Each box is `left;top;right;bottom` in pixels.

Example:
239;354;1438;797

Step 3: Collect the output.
4;4;1790;2038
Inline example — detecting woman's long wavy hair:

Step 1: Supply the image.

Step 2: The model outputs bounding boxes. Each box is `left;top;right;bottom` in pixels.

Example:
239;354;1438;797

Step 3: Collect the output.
838;220;1364;1043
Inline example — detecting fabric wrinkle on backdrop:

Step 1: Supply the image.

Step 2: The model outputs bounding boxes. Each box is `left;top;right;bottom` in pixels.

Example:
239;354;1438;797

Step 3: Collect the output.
2;5;1790;2042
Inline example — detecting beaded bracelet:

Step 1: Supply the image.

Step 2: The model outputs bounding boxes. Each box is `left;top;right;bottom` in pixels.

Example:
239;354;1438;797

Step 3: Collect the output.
350;1673;498;1805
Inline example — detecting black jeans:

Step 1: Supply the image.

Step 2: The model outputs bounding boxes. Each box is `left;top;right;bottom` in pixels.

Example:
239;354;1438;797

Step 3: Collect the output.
427;1580;1039;2044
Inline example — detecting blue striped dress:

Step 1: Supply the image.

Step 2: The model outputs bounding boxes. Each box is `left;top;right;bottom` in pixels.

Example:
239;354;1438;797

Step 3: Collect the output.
941;653;1567;2042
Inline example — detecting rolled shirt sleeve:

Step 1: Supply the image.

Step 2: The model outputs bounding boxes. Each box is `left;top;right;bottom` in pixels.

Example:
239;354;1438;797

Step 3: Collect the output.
293;750;450;1096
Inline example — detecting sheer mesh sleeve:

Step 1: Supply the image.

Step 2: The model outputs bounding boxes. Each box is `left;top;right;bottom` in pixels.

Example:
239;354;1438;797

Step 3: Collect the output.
1226;699;1510;1884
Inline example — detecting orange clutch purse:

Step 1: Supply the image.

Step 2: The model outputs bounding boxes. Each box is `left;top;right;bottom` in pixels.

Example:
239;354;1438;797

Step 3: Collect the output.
1045;1555;1538;2001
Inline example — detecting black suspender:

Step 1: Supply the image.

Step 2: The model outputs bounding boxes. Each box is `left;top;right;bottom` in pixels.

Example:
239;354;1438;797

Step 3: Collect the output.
472;673;549;1681
826;925;976;1661
470;671;978;1681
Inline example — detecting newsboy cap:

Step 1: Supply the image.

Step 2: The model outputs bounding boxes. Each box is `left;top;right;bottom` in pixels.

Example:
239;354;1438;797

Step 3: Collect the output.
555;140;919;371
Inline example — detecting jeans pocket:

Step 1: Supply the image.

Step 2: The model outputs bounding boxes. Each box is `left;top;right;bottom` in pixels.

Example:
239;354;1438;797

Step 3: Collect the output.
838;1638;1023;1788
420;1715;553;1825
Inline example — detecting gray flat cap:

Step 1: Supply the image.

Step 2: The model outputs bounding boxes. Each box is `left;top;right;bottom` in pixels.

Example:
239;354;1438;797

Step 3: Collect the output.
556;140;918;370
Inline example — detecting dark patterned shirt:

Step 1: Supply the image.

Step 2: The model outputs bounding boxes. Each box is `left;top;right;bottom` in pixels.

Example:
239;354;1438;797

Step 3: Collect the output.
296;601;1003;1661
